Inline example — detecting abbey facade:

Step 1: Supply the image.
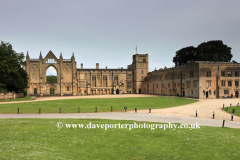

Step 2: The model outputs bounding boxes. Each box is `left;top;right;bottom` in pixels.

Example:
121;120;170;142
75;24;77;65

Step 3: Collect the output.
26;51;240;99
25;51;148;96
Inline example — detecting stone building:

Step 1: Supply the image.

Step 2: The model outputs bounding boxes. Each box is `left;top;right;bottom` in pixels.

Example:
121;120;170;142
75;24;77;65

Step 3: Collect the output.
26;50;240;99
25;50;148;96
145;60;240;99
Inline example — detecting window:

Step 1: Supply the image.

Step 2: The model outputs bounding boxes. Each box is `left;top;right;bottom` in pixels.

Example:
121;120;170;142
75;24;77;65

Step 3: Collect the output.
203;90;205;95
228;81;232;87
207;81;211;88
221;81;225;87
46;59;56;63
189;72;194;78
187;83;190;88
97;75;100;79
207;71;211;77
141;70;143;74
127;81;132;89
194;81;197;87
169;89;171;94
141;76;143;81
235;71;239;77
67;86;69;91
224;90;229;94
143;58;146;62
127;74;131;78
228;71;232;77
114;75;118;80
209;90;211;95
92;76;96;81
214;91;216;95
80;74;84;79
34;88;37;94
81;82;84;87
235;81;239;87
221;71;225;77
103;76;107;80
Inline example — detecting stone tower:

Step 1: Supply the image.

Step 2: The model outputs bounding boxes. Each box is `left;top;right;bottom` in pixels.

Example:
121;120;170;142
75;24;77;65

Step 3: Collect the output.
132;53;149;94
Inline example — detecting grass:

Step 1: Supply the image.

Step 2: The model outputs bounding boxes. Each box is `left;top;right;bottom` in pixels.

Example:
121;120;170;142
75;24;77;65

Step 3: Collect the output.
222;106;240;117
0;96;31;102
0;96;197;113
0;118;239;159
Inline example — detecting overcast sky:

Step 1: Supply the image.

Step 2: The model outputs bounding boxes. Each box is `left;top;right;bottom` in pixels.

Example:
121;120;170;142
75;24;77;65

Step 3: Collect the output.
1;0;240;75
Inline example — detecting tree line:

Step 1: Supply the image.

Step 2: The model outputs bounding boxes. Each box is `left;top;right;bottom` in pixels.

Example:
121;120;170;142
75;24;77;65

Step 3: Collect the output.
173;40;233;66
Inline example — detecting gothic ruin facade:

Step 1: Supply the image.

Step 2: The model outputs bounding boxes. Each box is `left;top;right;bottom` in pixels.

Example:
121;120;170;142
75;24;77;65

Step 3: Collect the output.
25;51;148;96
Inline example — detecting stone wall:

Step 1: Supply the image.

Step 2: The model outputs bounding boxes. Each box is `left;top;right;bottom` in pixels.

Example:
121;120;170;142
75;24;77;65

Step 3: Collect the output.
0;92;24;100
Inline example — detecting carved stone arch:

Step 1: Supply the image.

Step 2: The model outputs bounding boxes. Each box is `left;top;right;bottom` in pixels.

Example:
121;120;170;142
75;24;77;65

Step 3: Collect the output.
30;64;40;83
44;64;59;74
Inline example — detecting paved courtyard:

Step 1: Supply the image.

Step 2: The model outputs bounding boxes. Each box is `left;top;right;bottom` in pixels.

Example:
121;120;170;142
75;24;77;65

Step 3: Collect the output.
0;95;240;128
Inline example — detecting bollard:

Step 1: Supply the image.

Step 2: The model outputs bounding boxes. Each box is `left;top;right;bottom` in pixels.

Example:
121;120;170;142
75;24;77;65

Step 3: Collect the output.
59;108;61;113
95;107;97;113
237;103;239;106
222;120;225;127
231;113;233;121
213;111;215;119
223;104;224;108
226;107;228;111
18;108;19;114
111;106;113;112
149;106;151;113
39;108;41;114
230;103;232;107
135;106;137;113
78;107;80;113
196;110;197;117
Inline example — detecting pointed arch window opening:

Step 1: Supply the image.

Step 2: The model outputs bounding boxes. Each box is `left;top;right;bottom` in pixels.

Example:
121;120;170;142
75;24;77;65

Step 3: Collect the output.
46;66;57;83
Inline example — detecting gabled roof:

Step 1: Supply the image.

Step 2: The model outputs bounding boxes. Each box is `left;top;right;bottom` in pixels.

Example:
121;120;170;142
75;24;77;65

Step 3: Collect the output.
44;50;59;61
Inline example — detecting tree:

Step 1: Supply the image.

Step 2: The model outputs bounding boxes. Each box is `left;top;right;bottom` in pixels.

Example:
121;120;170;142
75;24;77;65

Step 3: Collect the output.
47;75;57;83
173;40;232;66
0;41;28;92
197;40;232;62
173;46;197;66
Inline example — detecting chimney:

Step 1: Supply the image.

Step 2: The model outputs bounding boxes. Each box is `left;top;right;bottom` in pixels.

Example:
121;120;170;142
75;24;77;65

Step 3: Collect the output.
96;63;99;69
81;63;83;69
106;66;107;69
121;67;123;69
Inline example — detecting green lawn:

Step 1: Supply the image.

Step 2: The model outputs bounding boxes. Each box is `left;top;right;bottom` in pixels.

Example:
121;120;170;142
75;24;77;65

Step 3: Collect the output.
0;96;31;102
0;96;197;113
0;119;239;159
222;106;240;117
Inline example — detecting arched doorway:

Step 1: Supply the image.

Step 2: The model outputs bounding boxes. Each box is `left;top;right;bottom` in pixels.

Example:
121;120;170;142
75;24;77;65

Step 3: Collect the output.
139;89;141;94
116;89;119;94
206;91;209;98
182;91;185;97
50;87;55;94
235;91;239;98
